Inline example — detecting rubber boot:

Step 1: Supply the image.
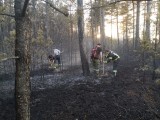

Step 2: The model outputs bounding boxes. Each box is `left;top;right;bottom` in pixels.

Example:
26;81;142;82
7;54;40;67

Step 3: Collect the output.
113;70;117;76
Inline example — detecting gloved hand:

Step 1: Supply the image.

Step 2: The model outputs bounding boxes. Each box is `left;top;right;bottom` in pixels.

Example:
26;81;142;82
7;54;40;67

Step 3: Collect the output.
103;61;108;64
109;57;112;60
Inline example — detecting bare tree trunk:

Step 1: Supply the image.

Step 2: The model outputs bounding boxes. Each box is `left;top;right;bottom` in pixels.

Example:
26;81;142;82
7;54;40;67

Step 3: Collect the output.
143;1;146;41
32;0;37;38
14;0;31;119
125;1;129;62
122;16;125;54
145;0;151;41
110;8;113;49
135;1;141;49
0;23;7;74
9;0;15;73
77;0;90;76
44;0;49;39
70;4;73;67
99;0;105;49
158;1;160;43
90;0;95;47
152;6;158;80
94;0;99;43
132;1;135;49
116;4;119;50
31;0;37;72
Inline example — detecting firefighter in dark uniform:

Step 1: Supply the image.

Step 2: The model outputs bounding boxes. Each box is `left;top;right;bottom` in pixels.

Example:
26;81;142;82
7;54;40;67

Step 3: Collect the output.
103;49;120;76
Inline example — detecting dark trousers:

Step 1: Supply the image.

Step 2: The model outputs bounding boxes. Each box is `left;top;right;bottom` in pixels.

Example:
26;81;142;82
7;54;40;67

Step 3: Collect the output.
113;59;120;70
55;55;61;64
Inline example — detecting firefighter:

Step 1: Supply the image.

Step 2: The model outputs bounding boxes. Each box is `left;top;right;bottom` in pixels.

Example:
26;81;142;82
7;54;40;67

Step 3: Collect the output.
90;43;103;76
103;49;120;76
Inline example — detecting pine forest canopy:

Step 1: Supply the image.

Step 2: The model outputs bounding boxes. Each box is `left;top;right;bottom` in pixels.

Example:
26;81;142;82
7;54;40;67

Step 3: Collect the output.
0;0;160;119
0;0;160;69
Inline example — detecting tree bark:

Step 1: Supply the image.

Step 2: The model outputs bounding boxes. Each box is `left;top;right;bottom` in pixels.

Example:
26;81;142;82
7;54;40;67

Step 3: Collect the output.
132;1;135;49
152;11;158;80
143;1;146;41
145;0;151;41
110;7;113;49
116;4;120;50
77;0;90;76
90;0;95;47
99;0;105;49
125;1;129;61
135;1;140;49
32;0;37;39
158;1;160;43
44;0;49;39
14;0;31;119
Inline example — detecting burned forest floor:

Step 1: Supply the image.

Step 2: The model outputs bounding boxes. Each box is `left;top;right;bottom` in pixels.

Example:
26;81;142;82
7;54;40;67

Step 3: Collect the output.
0;61;160;120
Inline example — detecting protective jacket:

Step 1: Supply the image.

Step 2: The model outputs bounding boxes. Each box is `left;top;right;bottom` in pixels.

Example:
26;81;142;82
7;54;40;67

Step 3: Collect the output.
104;50;120;63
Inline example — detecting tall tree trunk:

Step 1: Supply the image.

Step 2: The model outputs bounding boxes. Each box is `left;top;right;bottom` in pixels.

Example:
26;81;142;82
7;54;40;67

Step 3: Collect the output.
158;1;160;43
0;22;7;74
132;1;135;49
125;1;129;61
110;8;113;49
135;1;141;49
32;0;37;38
90;0;95;47
145;0;151;41
77;0;90;76
70;5;73;66
152;4;158;80
94;0;98;43
44;0;49;39
143;1;146;41
116;4;120;50
14;0;31;119
122;16;125;53
100;0;105;49
0;0;3;56
9;0;15;73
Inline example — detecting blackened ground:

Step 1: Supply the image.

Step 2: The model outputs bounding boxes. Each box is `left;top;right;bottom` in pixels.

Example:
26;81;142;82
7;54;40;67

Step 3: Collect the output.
0;63;160;120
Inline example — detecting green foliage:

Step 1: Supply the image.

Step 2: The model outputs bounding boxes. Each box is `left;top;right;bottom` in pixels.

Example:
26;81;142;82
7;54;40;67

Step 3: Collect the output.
0;5;5;22
135;34;155;72
155;49;160;59
4;30;15;48
32;29;44;45
1;30;16;58
31;29;53;47
139;64;152;71
136;29;160;74
155;68;160;75
31;28;54;64
89;1;101;26
155;79;160;86
0;6;5;12
140;39;152;51
139;35;160;59
0;53;7;60
118;2;129;15
60;5;69;16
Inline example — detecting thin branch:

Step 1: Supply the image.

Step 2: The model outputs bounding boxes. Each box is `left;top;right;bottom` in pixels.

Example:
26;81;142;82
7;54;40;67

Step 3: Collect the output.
21;0;30;17
0;13;15;18
90;0;121;9
0;56;19;62
43;0;69;17
67;0;122;11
